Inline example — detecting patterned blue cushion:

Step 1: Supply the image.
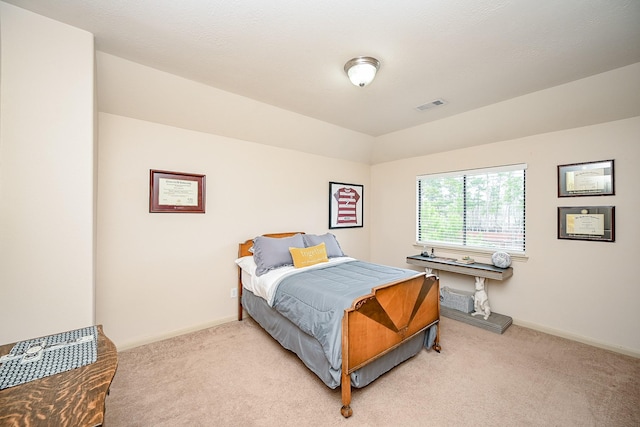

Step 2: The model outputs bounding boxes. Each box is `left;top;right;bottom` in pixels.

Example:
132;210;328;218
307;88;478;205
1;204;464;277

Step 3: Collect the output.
0;326;97;390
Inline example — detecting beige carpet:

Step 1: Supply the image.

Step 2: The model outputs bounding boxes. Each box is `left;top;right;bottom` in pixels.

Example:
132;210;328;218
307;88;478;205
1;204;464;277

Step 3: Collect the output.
104;317;639;426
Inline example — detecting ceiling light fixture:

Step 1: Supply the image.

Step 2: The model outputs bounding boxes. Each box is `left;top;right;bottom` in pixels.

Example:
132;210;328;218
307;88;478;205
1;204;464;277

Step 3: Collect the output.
344;56;380;87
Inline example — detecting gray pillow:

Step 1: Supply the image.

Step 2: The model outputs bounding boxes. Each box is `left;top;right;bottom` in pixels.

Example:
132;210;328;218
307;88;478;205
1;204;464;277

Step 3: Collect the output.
253;233;305;276
302;233;345;258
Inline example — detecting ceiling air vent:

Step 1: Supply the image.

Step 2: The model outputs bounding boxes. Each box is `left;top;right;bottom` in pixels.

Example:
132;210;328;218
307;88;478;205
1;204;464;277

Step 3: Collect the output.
415;98;447;111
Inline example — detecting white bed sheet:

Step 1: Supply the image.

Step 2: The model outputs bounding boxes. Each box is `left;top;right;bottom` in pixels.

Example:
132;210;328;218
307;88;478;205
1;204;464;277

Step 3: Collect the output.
236;256;355;306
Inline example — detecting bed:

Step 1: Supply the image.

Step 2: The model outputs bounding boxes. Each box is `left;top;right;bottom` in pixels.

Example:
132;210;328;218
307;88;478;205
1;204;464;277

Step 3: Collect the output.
236;232;440;417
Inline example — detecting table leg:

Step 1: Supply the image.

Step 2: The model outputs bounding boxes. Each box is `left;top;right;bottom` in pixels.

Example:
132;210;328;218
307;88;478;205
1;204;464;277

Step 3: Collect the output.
471;277;491;320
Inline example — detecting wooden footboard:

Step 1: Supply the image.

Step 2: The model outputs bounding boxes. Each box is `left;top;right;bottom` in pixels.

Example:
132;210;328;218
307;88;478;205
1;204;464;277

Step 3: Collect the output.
340;273;440;418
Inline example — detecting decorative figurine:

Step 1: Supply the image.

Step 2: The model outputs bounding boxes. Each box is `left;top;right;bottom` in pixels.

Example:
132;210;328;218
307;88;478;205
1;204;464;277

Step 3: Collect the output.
492;251;511;268
471;277;491;320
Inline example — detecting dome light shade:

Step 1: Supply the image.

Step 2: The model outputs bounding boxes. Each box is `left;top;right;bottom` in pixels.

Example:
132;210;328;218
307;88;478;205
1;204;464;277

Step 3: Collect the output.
344;57;380;87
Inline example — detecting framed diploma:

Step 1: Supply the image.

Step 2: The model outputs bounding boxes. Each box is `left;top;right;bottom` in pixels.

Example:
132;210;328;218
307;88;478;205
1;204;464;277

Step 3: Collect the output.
558;206;614;242
557;159;614;197
149;170;205;213
329;182;364;229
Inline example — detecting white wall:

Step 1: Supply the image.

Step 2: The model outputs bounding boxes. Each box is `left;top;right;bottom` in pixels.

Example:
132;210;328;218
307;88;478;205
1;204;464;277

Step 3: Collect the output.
0;2;95;344
96;112;370;349
371;117;640;355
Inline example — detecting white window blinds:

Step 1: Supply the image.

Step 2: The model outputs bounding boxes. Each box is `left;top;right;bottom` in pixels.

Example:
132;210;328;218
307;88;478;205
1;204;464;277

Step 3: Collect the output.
416;164;527;253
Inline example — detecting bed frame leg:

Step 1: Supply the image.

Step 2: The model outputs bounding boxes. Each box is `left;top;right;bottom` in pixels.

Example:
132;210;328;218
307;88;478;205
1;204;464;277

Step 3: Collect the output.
341;370;353;418
341;405;353;418
433;323;441;352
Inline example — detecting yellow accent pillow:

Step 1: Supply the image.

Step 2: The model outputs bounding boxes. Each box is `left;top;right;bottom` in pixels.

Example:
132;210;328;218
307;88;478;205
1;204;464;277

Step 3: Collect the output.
289;242;329;268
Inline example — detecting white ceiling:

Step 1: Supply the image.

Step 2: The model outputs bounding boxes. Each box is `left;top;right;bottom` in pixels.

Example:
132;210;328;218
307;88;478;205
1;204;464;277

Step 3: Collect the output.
5;0;640;137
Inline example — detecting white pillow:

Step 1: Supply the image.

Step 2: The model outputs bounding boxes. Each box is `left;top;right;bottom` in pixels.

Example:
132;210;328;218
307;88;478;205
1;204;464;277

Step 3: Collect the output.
235;256;257;275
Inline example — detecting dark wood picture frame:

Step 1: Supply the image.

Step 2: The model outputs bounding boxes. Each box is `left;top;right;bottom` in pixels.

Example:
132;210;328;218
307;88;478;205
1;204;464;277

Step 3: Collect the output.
329;182;363;229
557;159;614;197
149;169;205;213
558;206;614;242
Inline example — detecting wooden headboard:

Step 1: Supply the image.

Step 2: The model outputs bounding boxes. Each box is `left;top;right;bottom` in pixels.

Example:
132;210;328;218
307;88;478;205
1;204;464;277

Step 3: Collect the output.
237;232;304;320
237;232;305;258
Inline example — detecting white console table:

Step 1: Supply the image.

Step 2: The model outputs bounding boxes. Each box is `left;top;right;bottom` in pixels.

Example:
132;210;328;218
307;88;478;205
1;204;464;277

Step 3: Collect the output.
406;254;513;333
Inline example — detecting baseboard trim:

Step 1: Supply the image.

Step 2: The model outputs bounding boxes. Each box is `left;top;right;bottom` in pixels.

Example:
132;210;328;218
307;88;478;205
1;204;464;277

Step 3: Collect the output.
117;316;237;351
118;315;639;359
512;318;639;359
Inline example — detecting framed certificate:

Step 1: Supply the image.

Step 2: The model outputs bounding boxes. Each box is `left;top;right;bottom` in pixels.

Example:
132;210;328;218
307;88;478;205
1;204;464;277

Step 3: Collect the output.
149;170;205;213
558;206;614;242
557;159;614;197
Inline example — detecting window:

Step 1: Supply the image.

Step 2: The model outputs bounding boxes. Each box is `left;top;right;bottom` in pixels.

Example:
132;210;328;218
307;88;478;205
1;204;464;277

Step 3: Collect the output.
417;164;526;254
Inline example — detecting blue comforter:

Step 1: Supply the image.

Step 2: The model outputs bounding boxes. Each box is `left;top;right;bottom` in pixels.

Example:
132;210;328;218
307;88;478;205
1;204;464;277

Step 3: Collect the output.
271;260;418;371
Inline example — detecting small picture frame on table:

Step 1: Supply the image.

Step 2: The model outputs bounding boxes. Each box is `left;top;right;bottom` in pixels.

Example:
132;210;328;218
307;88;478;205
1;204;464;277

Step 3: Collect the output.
557;159;614;197
557;206;614;242
329;182;363;229
149;169;206;213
